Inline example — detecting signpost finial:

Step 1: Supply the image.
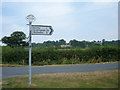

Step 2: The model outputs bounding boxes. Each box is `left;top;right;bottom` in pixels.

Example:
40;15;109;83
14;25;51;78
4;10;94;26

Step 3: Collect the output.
26;14;36;24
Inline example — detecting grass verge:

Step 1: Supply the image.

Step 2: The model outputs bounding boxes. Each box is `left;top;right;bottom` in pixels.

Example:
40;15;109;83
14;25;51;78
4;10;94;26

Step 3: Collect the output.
2;70;118;88
1;61;118;67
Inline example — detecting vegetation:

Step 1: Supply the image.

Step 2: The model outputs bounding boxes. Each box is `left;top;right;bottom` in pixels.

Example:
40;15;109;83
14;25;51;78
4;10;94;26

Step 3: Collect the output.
1;31;119;49
32;39;119;49
2;70;118;88
2;46;119;65
1;31;28;47
1;31;119;65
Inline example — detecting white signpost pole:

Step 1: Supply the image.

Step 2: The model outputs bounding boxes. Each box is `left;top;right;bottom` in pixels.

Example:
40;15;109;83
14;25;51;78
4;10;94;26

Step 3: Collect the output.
29;22;32;85
26;14;36;86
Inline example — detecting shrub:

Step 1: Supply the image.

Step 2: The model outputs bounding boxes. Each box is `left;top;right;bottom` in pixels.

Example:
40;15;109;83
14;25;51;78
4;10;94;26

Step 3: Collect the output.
2;46;118;65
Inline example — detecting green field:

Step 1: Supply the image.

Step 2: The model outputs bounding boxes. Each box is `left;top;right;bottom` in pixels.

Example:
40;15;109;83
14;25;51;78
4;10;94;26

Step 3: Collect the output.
2;70;118;88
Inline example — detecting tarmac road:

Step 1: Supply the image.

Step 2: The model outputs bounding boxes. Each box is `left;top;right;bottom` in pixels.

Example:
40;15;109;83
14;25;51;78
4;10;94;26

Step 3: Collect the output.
2;63;118;79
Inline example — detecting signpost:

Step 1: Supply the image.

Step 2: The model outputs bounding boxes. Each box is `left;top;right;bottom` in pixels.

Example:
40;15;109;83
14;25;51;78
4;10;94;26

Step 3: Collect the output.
31;25;53;35
26;14;54;86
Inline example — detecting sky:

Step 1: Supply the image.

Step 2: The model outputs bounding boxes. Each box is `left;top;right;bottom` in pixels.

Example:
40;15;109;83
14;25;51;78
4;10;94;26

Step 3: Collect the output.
1;0;118;45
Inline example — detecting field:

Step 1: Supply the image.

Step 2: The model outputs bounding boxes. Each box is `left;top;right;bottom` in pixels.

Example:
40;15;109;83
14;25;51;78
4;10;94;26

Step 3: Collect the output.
2;70;118;88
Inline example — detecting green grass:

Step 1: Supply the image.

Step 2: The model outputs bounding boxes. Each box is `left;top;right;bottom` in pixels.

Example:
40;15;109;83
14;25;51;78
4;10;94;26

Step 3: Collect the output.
1;61;119;67
1;61;118;67
2;70;118;88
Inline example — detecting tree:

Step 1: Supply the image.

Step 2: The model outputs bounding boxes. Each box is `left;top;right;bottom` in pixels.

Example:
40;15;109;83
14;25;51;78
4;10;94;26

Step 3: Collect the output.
1;31;27;47
102;39;105;46
43;41;56;47
69;39;79;47
1;36;11;46
59;39;66;45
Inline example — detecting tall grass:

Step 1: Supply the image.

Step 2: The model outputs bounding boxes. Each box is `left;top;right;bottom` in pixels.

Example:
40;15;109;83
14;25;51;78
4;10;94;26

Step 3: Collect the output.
2;46;119;65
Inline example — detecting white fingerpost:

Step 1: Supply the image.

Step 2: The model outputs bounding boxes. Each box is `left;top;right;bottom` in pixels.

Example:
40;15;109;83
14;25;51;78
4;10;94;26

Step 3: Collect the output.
26;14;53;86
26;14;36;86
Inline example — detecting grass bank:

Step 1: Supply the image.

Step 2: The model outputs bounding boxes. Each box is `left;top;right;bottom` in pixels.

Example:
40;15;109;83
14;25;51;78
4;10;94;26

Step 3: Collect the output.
2;70;118;88
1;61;118;67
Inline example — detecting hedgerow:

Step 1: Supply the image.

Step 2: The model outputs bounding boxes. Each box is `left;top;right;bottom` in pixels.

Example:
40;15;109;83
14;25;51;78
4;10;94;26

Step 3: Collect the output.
2;46;119;65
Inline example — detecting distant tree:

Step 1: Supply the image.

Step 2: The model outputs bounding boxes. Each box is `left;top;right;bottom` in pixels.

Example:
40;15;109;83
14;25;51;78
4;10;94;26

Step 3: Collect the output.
102;39;105;46
118;40;120;47
1;31;27;47
59;39;66;45
43;41;56;47
54;40;60;48
80;41;87;48
69;39;79;47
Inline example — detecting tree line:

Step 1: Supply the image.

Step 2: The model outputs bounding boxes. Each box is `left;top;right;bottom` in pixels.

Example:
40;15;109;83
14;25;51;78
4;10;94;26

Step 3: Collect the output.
1;31;119;48
1;31;119;65
34;39;118;49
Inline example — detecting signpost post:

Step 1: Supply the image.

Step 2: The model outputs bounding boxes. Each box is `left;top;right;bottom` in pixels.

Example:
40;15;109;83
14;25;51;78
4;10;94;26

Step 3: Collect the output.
26;14;54;86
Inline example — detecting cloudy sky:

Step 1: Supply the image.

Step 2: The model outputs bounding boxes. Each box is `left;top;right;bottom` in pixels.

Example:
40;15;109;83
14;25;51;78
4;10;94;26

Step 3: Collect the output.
1;0;118;44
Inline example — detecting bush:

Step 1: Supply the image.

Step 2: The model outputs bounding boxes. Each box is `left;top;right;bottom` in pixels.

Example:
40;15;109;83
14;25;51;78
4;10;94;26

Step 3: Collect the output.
2;46;118;65
2;46;27;64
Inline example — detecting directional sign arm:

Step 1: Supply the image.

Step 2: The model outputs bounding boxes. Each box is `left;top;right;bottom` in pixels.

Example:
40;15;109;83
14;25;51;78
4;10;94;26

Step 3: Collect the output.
30;25;54;35
49;26;53;35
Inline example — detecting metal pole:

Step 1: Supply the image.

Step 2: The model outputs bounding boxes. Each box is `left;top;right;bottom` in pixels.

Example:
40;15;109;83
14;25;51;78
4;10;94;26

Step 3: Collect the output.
29;22;32;85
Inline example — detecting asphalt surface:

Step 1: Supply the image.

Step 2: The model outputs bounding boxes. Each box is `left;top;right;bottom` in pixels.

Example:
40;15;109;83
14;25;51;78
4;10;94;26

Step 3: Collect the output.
2;63;118;79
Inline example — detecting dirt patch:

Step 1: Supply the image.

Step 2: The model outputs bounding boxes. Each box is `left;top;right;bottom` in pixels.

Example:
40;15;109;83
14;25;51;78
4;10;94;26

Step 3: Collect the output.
25;84;37;88
0;82;8;85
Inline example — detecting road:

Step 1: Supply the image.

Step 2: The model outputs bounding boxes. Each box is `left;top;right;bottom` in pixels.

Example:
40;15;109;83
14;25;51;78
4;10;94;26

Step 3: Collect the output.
2;63;118;79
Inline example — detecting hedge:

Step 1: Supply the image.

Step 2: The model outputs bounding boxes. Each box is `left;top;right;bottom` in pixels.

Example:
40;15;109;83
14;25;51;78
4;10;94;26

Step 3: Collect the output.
2;46;119;65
